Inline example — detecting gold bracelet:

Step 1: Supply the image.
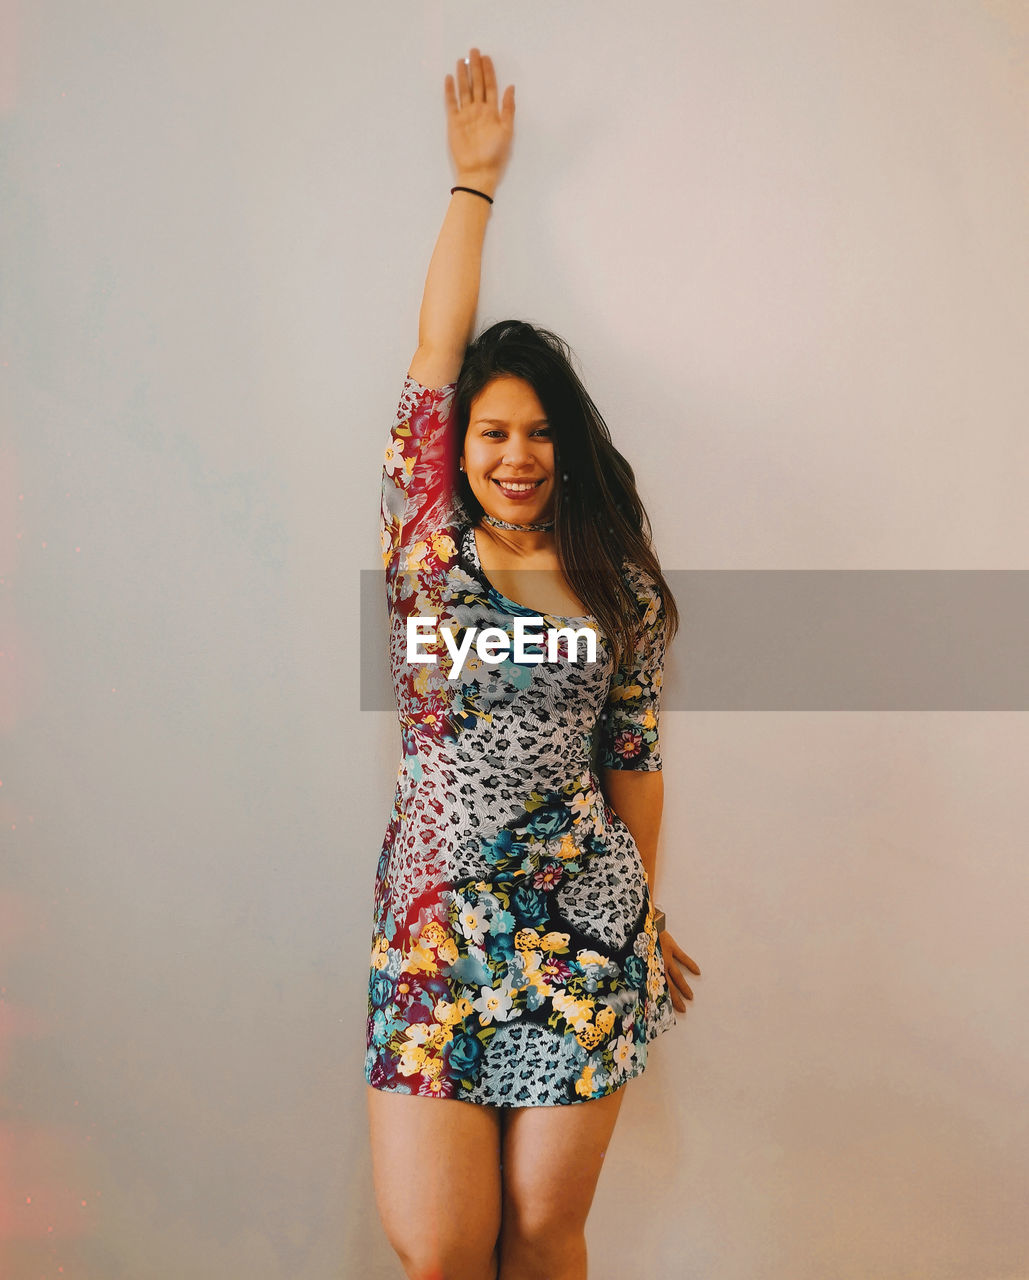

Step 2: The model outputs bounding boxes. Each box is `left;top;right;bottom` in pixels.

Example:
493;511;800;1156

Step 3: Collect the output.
653;907;666;935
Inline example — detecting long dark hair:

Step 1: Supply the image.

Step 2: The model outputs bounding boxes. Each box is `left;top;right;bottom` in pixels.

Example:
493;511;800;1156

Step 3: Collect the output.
454;320;680;669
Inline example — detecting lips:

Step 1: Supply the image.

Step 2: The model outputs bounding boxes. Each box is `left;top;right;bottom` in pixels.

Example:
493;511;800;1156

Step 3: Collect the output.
487;478;545;504
492;479;545;503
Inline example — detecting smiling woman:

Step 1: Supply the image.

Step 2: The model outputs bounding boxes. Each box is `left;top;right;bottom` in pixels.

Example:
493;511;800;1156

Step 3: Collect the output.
365;45;700;1280
461;375;553;514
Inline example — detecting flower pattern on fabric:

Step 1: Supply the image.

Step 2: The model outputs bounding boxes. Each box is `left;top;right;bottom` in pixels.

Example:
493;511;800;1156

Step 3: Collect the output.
596;573;665;772
366;373;676;1106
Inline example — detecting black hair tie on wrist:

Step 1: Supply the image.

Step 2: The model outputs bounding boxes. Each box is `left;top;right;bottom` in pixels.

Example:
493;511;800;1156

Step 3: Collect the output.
450;185;494;205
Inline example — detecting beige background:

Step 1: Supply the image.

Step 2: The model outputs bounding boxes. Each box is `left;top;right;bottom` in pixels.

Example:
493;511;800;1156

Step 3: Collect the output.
2;1;1027;1277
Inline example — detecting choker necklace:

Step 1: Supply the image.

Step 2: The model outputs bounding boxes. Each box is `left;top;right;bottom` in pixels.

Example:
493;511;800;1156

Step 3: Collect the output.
482;513;555;533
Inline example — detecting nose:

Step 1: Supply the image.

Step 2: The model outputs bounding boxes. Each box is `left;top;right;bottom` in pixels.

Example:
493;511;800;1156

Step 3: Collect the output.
501;436;534;467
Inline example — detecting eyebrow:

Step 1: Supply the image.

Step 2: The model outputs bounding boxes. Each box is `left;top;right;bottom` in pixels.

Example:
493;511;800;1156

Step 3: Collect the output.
472;417;550;426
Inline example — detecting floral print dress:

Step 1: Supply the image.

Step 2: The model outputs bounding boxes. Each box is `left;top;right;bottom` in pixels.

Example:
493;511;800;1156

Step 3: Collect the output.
365;373;677;1106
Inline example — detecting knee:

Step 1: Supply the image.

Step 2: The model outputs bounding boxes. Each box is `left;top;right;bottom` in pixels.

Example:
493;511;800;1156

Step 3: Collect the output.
499;1204;587;1271
388;1235;499;1280
372;1169;500;1279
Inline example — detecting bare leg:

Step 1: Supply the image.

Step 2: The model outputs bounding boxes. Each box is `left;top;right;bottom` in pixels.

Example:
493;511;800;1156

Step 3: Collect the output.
366;1083;503;1280
497;1082;628;1280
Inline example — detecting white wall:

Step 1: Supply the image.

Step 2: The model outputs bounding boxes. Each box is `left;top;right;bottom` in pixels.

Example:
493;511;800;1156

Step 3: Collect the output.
2;2;1026;1277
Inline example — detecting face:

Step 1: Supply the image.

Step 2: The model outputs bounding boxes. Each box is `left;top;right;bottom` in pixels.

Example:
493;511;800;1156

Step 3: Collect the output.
460;375;555;524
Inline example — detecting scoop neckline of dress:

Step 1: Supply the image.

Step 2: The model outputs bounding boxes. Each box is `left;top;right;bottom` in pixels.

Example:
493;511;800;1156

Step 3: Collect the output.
464;524;597;624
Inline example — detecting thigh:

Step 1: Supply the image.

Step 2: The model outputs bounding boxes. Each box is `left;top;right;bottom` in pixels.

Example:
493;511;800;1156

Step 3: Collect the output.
500;1083;628;1232
366;1084;504;1259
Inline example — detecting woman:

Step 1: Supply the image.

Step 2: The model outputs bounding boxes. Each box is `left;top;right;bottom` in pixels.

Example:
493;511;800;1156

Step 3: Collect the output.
366;47;701;1280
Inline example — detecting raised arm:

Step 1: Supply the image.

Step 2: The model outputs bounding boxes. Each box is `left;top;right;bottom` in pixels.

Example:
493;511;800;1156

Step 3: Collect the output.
408;47;515;391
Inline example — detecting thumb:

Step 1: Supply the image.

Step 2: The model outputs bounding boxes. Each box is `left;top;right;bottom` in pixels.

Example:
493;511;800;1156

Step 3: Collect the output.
501;83;515;124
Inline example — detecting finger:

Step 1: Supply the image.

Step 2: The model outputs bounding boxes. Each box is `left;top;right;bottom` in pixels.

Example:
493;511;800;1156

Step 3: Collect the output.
501;82;515;126
668;961;694;1000
444;73;458;115
482;53;498;105
663;935;700;974
469;47;485;101
456;55;471;108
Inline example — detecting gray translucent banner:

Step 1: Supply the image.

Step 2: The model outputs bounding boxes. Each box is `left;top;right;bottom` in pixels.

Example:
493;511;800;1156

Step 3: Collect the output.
360;570;1029;711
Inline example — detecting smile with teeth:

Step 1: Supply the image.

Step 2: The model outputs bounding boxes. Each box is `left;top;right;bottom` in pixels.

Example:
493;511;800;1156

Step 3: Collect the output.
493;478;544;493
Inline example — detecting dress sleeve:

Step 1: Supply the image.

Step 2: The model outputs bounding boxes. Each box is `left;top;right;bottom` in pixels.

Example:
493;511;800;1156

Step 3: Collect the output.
596;568;667;772
380;374;459;573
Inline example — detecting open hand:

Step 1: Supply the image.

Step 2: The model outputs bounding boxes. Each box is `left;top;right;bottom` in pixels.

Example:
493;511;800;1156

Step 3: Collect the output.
660;929;701;1013
445;48;515;189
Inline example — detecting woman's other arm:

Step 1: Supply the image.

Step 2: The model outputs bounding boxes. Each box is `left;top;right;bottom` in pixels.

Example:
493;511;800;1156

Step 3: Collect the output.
600;769;664;896
409;47;515;391
602;767;700;1010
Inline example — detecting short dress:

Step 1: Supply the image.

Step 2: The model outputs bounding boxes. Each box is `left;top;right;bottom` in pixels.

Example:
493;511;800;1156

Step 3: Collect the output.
365;373;677;1106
